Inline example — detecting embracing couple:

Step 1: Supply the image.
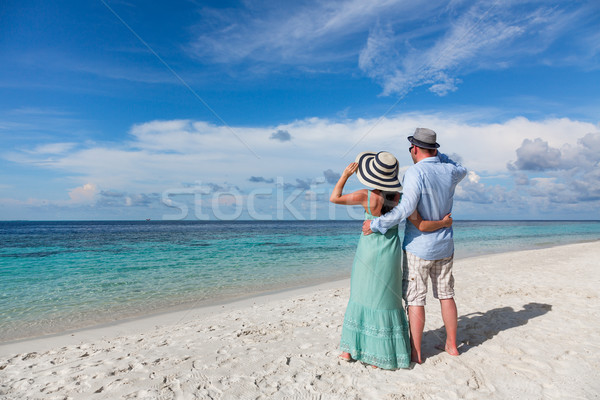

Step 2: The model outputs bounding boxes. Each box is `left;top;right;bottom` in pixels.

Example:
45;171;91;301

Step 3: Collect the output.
330;128;467;369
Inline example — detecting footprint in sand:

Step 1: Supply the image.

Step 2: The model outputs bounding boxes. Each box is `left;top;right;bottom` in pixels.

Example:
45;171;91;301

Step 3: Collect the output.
554;350;577;361
221;376;259;400
188;368;213;388
153;373;186;400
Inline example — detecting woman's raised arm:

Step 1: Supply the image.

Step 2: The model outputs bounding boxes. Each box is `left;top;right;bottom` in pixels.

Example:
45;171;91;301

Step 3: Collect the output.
330;163;367;206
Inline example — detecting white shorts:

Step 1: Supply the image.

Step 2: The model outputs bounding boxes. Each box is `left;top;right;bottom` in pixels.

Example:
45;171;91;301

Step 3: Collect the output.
402;251;454;306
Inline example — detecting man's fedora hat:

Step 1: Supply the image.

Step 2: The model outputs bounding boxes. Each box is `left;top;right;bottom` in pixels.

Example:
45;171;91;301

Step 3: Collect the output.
408;127;440;149
355;151;402;192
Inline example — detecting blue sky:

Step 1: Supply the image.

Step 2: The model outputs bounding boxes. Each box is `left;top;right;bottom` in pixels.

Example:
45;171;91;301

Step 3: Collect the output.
1;0;599;220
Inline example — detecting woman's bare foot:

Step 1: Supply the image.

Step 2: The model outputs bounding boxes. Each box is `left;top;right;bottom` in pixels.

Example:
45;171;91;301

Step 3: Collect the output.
445;343;459;356
338;352;352;361
411;349;423;364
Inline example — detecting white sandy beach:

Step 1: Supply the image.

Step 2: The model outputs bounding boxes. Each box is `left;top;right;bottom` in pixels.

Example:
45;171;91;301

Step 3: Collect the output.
1;241;600;399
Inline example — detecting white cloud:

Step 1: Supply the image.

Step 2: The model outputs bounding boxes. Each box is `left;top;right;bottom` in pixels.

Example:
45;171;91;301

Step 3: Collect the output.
0;183;99;210
68;183;98;204
185;1;600;97
508;132;600;172
508;138;563;171
428;74;461;96
506;132;600;203
189;0;439;65
270;130;292;142
28;142;77;155
455;171;492;204
358;1;599;96
3;113;599;217
8;114;597;180
8;107;74;116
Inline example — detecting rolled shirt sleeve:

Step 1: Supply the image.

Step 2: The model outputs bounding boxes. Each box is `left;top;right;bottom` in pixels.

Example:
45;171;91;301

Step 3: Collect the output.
370;168;420;234
438;153;467;183
370;153;466;236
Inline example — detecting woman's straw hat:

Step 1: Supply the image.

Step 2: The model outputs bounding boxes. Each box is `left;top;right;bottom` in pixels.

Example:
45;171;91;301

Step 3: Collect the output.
355;151;402;192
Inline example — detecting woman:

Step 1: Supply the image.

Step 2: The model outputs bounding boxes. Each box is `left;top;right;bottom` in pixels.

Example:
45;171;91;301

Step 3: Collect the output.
330;151;452;369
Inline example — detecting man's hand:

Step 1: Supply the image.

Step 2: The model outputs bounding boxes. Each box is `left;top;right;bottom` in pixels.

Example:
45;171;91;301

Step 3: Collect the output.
362;220;373;235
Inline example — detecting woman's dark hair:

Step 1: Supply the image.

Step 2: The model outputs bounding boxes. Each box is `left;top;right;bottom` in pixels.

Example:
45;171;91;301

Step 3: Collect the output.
381;191;401;215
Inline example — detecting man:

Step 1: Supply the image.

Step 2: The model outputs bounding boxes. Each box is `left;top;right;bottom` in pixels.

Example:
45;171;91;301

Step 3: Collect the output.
362;128;467;364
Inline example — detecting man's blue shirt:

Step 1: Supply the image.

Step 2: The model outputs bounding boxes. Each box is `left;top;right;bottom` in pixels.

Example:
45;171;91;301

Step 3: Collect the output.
370;153;467;260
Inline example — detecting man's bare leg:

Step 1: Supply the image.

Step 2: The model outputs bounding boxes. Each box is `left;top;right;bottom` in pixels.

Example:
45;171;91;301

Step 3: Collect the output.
440;298;459;356
408;305;425;364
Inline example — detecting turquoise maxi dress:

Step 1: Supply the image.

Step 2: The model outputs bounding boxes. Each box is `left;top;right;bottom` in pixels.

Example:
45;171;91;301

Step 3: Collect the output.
339;191;411;369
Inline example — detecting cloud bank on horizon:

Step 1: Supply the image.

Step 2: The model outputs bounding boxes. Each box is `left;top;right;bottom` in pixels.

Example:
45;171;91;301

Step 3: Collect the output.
3;114;599;220
0;0;599;220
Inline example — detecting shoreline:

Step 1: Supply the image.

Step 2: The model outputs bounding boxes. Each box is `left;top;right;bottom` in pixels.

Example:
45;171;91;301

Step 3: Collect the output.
454;236;600;259
2;240;600;398
0;274;354;346
2;238;599;348
0;278;351;357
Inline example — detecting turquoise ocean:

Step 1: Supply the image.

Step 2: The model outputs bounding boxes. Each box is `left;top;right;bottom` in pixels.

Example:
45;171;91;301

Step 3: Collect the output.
1;220;600;342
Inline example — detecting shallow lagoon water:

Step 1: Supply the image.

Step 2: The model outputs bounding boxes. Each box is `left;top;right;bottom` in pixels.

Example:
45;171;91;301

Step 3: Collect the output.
1;220;599;341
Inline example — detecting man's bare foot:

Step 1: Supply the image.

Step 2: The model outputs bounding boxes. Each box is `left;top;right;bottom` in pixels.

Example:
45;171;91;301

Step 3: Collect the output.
445;343;459;356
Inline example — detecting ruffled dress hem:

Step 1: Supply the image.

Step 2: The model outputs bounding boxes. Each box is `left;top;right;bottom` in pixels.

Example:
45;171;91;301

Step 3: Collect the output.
339;300;411;369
